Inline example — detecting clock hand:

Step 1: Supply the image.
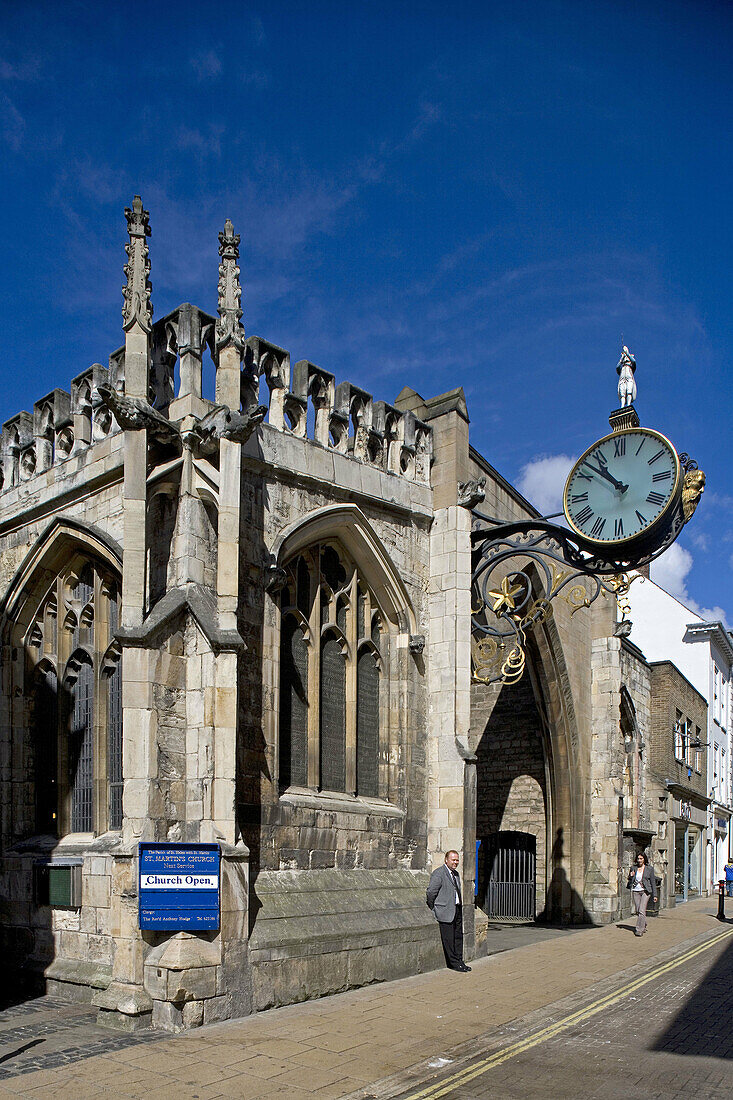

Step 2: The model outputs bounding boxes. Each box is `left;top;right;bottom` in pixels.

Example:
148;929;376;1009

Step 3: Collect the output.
584;461;629;493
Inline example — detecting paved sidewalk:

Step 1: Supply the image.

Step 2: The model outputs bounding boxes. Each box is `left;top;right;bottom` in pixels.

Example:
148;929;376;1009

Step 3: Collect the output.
0;898;725;1099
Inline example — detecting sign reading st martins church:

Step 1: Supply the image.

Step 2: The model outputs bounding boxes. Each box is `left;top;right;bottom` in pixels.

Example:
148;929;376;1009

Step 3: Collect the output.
139;843;220;930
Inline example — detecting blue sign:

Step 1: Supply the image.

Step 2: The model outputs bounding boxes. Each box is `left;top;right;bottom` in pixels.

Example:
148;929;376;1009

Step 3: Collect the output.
139;843;220;930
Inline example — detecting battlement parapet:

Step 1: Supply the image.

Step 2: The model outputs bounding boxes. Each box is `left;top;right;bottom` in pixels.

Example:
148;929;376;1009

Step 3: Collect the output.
242;336;432;484
1;324;433;496
1;203;432;496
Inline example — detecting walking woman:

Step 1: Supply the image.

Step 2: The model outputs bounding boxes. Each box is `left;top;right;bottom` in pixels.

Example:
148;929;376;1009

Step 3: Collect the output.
627;852;657;936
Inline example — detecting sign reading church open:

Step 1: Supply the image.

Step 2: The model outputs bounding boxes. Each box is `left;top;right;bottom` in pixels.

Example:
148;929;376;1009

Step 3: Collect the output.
139;844;221;930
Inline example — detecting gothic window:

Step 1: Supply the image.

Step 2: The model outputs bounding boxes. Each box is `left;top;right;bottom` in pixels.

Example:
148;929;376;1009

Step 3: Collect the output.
278;542;383;796
25;560;122;836
33;663;58;834
68;654;94;832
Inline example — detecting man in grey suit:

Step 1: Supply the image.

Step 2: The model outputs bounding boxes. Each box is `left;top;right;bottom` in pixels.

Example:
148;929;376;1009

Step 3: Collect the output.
426;850;471;972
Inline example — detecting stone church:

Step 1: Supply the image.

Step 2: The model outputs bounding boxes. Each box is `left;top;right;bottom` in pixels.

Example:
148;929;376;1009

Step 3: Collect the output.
0;198;668;1031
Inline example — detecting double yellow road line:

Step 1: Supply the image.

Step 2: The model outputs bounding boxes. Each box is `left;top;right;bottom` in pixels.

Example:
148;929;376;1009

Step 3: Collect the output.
401;927;733;1100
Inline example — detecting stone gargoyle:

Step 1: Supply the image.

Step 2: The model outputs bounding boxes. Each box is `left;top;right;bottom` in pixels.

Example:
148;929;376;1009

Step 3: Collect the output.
190;403;268;455
458;476;486;509
97;383;181;448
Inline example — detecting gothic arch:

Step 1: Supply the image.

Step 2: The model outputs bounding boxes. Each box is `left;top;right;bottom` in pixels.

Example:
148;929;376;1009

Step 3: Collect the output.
472;597;585;925
272;504;417;634
525;609;586;922
1;517;122;639
1;518;123;838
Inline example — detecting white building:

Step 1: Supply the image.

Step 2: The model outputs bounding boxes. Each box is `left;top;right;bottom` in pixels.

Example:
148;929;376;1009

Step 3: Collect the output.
626;574;733;893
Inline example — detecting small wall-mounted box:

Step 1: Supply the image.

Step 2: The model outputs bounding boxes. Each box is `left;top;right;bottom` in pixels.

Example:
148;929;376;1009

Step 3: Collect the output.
34;859;83;908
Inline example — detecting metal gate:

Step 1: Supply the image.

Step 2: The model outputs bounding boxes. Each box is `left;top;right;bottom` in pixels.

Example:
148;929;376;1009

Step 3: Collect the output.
485;831;536;920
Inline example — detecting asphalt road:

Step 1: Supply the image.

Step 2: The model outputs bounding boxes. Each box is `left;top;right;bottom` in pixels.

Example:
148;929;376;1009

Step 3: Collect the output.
381;925;733;1100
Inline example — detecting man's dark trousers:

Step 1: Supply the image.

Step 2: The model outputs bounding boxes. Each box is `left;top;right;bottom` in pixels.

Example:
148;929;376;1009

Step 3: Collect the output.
438;904;463;970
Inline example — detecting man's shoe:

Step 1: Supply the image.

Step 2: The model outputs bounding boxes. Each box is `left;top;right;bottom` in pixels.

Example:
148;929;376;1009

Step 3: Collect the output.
458;963;471;972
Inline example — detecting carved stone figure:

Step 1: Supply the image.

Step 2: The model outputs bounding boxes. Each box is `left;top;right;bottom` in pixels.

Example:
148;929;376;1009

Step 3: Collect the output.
458;476;486;509
616;346;637;408
682;468;706;523
191;403;268;455
97;383;181;447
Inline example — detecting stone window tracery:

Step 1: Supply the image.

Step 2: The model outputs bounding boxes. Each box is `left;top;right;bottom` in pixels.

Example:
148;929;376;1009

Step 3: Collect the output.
25;559;122;835
278;542;383;797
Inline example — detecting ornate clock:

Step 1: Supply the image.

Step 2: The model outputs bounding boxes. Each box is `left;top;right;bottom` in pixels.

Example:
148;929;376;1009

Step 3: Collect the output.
470;346;706;687
563;427;681;550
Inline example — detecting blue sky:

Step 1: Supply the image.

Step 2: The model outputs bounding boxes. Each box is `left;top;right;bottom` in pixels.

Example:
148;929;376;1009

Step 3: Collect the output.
1;0;731;623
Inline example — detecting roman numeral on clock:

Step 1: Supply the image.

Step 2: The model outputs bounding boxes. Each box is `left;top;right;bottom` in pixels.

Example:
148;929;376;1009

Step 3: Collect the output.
577;471;592;482
646;491;666;506
591;517;606;538
576;506;593;525
648;448;665;465
613;437;626;457
652;470;671;482
571;492;588;503
614;517;624;538
636;510;647;525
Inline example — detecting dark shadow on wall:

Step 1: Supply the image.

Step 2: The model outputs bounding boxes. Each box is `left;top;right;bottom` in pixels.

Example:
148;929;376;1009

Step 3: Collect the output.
234;446;269;935
544;827;592;925
1;674;76;1008
651;935;733;1058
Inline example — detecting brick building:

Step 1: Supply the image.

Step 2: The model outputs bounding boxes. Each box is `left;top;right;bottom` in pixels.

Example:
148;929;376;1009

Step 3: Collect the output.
648;661;708;903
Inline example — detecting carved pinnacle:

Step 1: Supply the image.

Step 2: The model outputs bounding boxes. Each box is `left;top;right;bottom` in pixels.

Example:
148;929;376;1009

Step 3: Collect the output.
216;218;245;355
122;196;153;334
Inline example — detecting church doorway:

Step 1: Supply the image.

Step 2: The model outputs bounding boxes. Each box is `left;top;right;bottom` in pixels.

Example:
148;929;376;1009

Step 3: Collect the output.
484;831;536;920
472;659;551;921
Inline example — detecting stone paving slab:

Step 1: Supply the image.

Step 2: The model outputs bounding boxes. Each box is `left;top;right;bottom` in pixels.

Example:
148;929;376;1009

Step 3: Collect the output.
0;898;726;1098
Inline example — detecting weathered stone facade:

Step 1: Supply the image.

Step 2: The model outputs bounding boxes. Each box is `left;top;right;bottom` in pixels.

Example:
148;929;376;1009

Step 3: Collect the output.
0;198;682;1031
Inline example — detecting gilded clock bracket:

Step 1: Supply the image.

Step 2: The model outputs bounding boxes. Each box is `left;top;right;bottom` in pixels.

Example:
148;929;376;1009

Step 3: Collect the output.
469;467;703;686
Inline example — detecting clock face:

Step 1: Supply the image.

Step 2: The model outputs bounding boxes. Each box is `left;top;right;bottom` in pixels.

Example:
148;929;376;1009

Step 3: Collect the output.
563;428;680;546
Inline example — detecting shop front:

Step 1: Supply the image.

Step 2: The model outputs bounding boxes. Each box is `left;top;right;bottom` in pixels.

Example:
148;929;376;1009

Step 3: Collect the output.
709;808;731;892
671;793;708;902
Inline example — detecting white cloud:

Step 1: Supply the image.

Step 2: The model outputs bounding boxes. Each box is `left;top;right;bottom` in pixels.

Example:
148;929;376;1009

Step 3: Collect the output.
0;91;25;150
651;542;730;627
516;454;575;515
0;56;42;82
190;51;222;81
651;543;693;601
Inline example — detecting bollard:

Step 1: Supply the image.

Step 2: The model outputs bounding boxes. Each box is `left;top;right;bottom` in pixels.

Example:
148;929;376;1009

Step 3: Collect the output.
718;879;726;921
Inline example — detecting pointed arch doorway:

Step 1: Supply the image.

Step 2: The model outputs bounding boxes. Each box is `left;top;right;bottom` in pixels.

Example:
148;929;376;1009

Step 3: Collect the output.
473;663;551;921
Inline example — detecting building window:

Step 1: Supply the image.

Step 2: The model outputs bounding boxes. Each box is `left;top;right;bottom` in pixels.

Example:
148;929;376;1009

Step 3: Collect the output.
684;718;694;767
278;542;383;796
674;710;684;761
721;748;727;801
26;559;122;835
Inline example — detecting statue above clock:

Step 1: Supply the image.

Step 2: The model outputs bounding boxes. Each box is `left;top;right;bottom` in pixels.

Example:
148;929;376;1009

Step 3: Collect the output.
562;348;704;556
